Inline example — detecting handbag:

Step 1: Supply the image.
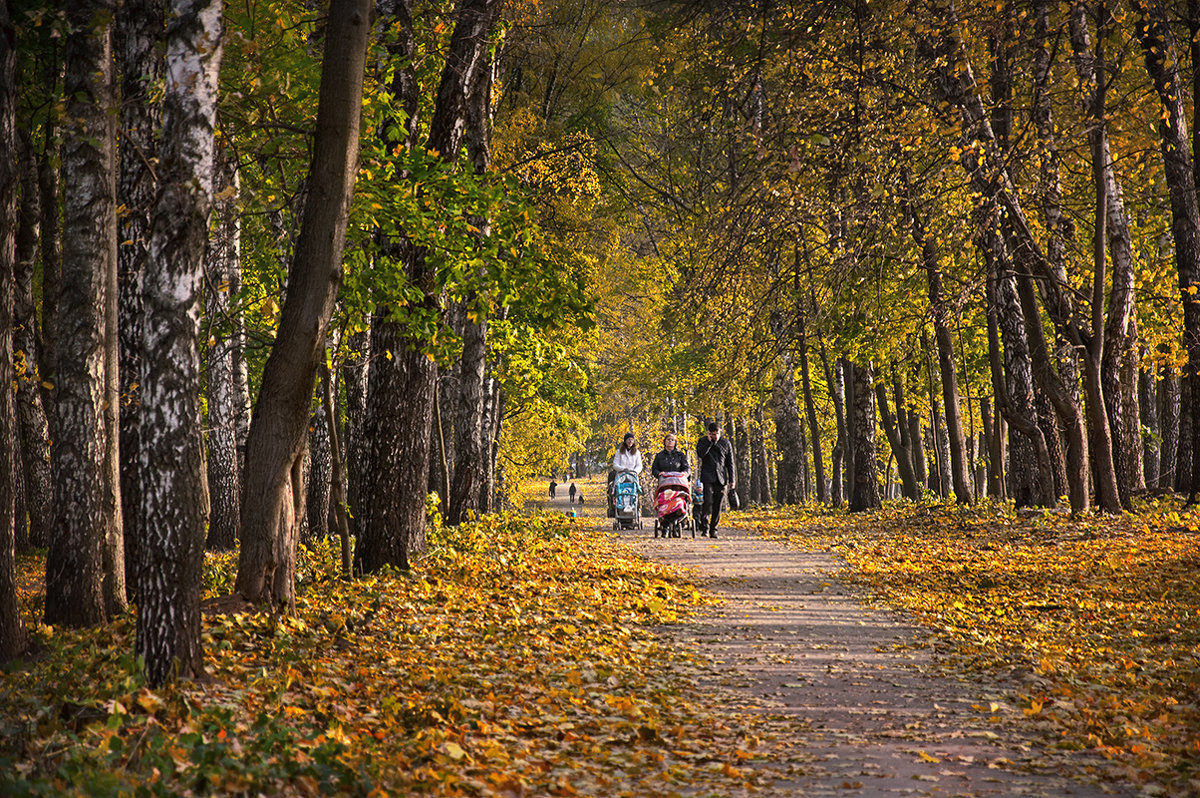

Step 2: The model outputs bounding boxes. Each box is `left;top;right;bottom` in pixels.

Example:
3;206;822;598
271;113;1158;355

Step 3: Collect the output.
728;486;741;510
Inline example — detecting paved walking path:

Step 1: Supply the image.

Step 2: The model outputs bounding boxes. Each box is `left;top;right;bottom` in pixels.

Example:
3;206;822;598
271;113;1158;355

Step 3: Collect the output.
542;480;1128;797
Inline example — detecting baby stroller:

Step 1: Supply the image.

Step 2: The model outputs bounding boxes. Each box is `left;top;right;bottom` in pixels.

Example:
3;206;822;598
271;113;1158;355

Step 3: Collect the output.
654;471;694;538
611;470;643;530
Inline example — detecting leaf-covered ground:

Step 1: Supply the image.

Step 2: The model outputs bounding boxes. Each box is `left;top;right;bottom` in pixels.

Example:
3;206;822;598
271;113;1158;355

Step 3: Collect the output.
743;499;1200;795
1;512;784;797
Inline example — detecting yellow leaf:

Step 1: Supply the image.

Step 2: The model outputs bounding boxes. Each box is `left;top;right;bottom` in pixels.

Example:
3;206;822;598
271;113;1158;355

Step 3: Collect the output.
918;750;940;763
444;741;466;761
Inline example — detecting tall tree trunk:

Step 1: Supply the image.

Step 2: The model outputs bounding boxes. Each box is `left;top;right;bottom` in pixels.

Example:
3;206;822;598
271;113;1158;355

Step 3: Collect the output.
825;354;846;507
359;0;502;567
797;316;825;503
0;0;27;662
116;0;161;604
981;396;1006;498
306;394;332;539
875;373;920;500
38;55;62;423
448;313;487;525
1177;376;1194;493
13;133;52;549
906;187;973;503
772;351;806;505
136;0;221;685
235;0;371;604
926;2;1089;509
340;329;369;539
849;361;881;511
1159;367;1180;488
752;404;772;505
46;0;117;627
1141;362;1160;489
985;232;1055;507
1070;0;1130;511
320;361;353;576
1134;0;1200;502
205;151;242;551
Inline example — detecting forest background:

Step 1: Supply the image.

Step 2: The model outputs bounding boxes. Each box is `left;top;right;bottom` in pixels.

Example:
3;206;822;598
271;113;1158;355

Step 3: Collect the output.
3;0;1200;791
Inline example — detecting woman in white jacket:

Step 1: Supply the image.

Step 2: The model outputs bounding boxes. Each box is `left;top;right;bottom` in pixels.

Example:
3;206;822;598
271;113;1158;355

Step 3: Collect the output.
612;433;643;473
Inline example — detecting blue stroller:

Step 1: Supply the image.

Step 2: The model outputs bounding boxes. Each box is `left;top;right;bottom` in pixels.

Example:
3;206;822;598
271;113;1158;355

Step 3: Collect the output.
610;470;643;530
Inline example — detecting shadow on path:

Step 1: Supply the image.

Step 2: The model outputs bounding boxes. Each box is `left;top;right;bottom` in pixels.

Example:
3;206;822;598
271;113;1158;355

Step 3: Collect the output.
548;484;1131;797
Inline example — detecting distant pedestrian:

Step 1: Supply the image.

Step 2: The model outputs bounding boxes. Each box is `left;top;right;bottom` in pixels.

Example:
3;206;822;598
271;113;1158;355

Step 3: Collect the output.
569;483;577;503
549;479;558;499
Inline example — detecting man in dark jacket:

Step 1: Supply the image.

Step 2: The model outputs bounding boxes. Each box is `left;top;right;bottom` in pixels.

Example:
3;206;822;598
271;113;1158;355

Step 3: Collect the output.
696;422;735;538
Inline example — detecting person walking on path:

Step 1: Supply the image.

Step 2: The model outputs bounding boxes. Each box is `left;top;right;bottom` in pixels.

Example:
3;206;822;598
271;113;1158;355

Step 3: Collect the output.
569;483;577;503
612;433;644;474
696;422;735;538
651;433;690;479
549;479;558;499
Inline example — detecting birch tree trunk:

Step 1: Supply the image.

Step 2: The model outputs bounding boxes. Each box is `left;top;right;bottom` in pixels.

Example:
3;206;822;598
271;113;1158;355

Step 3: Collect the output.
0;0;27;662
1159;368;1180;488
116;0;161;603
136;0;221;685
236;0;371;603
1141;364;1160;489
46;0;117;627
13;133;52;549
204;152;242;551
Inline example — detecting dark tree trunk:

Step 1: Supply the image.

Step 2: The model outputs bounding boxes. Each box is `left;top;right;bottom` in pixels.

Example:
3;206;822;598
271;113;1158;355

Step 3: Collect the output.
981;396;1006;498
1141;362;1160;489
1135;0;1200;502
320;362;353;575
797;317;825;503
306;396;332;539
772;342;806;505
116;0;162;603
136;0;221;685
340;329;369;539
360;0;502;564
876;374;920;500
1159;367;1181;488
752;404;772;505
13;133;52;549
849;361;881;511
906;187;972;503
204;152;243;551
46;0;117;627
985;232;1055;507
38;56;62;424
236;0;371;604
825;355;847;507
448;313;487;525
0;0;28;662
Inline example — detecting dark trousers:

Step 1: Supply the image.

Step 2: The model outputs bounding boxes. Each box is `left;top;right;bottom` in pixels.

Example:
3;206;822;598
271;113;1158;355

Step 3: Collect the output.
701;480;725;533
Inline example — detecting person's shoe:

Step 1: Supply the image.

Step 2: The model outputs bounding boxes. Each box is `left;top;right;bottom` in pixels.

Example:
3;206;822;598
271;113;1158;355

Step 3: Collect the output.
709;530;718;538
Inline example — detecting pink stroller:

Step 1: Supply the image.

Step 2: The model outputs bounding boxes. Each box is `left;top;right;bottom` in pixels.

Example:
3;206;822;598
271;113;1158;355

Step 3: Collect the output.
653;472;694;538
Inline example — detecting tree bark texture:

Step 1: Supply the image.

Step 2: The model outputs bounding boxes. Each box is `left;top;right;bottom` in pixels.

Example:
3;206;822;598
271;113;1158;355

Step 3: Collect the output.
360;0;502;564
340;329;370;539
1159;368;1180;487
235;0;371;604
46;0;116;627
136;0;221;685
849;361;881;511
0;0;28;661
204;152;242;550
750;405;771;505
13;133;52;549
306;396;332;539
37;56;62;423
1135;0;1200;501
772;347;806;505
1177;376;1194;492
448;312;487;525
1140;364;1160;489
116;0;162;596
875;376;920;500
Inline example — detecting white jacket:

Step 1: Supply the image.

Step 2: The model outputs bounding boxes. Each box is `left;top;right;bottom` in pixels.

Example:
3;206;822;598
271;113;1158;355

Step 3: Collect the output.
612;449;643;474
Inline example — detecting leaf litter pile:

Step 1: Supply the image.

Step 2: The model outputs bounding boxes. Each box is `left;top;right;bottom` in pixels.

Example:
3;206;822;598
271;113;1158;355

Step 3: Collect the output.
746;499;1200;795
1;512;784;797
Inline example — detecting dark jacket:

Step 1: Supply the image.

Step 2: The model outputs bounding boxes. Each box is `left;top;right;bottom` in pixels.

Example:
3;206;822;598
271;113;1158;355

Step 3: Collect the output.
696;435;735;485
651;448;690;477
